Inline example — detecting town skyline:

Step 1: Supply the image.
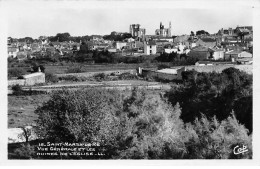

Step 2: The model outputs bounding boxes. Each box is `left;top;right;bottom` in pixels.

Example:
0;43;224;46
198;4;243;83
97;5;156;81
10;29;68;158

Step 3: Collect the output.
3;0;254;39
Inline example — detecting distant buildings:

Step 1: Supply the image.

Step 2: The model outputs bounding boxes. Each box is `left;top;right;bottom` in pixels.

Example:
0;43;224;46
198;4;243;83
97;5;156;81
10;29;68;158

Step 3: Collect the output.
208;47;225;60
155;22;171;37
129;24;146;41
217;26;253;45
7;23;253;63
115;42;127;50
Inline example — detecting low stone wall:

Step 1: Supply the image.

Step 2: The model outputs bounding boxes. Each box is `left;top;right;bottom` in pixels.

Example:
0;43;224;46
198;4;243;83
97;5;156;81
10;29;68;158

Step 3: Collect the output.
56;69;137;78
142;70;180;81
8;79;25;86
185;65;252;74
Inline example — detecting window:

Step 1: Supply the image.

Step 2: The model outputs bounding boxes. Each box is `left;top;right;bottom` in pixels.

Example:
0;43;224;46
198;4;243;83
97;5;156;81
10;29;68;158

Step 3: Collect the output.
150;45;152;48
150;50;152;54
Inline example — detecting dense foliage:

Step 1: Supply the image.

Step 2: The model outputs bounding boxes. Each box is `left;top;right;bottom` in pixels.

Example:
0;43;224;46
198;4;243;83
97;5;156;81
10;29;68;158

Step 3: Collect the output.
196;30;210;36
9;67;252;159
45;72;59;83
8;67;27;79
103;32;132;41
10;83;250;159
165;67;253;132
155;52;198;66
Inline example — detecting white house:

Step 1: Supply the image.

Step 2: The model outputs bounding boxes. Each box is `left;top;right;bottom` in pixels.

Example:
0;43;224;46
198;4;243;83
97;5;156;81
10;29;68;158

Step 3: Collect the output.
177;44;186;54
115;42;127;50
164;48;178;54
126;37;135;43
144;41;157;55
209;48;225;60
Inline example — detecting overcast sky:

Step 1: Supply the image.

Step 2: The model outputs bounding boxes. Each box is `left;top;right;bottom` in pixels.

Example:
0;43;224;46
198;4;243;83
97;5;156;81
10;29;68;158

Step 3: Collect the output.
2;0;256;39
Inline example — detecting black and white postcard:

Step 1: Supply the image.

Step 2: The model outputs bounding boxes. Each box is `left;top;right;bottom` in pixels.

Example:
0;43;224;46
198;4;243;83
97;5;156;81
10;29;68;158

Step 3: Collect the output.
0;0;259;166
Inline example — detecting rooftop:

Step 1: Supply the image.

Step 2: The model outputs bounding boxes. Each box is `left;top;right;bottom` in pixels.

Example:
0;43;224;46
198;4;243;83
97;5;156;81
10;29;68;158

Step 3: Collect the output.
200;38;216;42
22;72;44;79
146;41;156;46
191;46;209;52
157;68;177;74
225;50;242;55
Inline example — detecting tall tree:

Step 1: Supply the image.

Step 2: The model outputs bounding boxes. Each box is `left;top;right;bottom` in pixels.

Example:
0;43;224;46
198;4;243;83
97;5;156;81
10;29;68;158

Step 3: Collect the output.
190;31;195;37
55;32;71;42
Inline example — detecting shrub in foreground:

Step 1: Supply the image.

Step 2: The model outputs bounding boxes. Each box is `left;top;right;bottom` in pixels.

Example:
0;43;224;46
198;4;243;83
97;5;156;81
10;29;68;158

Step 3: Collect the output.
28;88;253;159
185;114;252;159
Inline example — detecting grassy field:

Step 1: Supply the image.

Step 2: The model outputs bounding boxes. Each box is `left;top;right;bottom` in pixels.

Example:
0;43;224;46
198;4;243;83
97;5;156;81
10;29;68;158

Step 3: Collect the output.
8;86;165;129
8;94;50;128
44;63;158;74
8;62;159;75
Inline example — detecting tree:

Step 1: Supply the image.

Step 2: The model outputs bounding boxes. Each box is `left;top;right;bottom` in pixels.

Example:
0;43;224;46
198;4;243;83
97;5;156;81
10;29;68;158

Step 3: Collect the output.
35;89;124;159
155;52;178;62
24;37;34;43
190;31;195;37
79;41;90;53
31;63;45;73
185;114;252;159
50;33;71;42
196;30;210;36
8;37;13;43
166;68;252;132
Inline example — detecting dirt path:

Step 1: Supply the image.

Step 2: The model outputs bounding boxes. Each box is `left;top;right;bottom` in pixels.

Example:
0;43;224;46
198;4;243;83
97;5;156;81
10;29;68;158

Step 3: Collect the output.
22;80;172;92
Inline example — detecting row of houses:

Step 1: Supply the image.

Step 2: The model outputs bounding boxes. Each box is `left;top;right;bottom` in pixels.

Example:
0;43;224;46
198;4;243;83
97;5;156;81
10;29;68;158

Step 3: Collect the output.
188;45;252;63
8;25;253;60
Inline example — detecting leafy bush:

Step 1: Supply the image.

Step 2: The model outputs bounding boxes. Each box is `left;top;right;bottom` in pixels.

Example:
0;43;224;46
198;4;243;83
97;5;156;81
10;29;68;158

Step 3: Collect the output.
66;66;84;73
12;84;24;95
185;114;252;159
166;68;253;132
155;52;178;62
59;75;87;82
35;89;123;146
32;64;45;73
12;144;35;159
34;88;188;159
45;72;59;83
115;89;188;159
93;73;108;81
118;72;138;80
